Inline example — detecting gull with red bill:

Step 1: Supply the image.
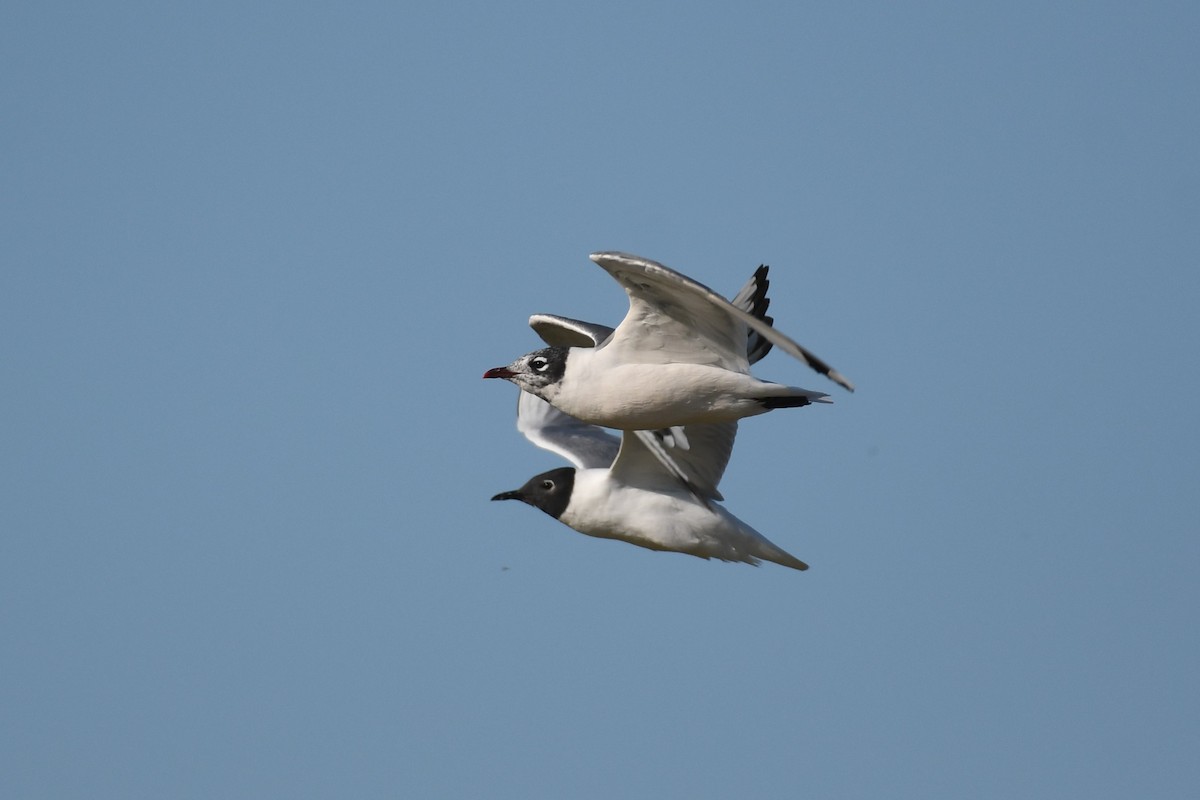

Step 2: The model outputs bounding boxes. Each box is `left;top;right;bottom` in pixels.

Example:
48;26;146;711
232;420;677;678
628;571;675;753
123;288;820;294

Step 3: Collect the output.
484;251;852;432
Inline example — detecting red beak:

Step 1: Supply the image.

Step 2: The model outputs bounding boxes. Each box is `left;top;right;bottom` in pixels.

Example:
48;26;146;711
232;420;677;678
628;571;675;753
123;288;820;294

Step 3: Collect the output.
483;366;516;379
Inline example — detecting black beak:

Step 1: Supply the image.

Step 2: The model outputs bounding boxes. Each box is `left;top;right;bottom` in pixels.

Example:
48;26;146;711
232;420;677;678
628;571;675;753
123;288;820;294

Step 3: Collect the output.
483;366;516;379
491;490;522;502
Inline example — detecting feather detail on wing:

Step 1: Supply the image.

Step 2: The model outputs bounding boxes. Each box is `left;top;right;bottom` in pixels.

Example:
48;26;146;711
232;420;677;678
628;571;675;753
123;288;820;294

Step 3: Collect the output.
515;391;734;505
628;422;739;503
515;391;618;470
590;252;854;391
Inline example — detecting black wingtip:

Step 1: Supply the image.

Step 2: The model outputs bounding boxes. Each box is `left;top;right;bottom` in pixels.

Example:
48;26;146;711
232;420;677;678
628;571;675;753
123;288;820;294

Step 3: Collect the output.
759;395;813;410
827;369;855;393
744;265;775;364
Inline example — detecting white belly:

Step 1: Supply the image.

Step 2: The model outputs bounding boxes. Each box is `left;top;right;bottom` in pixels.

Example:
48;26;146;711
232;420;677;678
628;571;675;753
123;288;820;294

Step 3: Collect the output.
555;361;769;428
560;471;775;564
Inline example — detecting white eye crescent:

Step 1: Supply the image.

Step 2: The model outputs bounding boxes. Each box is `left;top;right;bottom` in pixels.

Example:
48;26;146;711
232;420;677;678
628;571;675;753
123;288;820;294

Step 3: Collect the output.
541;479;555;490
531;357;549;372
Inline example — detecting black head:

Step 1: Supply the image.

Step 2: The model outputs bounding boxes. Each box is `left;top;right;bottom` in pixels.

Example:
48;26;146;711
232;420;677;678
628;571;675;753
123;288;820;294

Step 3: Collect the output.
482;346;570;396
490;466;576;520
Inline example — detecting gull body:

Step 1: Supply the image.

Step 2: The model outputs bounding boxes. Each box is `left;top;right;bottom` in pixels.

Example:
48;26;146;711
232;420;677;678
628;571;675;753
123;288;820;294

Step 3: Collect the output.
538;355;815;430
493;394;809;571
484;251;852;431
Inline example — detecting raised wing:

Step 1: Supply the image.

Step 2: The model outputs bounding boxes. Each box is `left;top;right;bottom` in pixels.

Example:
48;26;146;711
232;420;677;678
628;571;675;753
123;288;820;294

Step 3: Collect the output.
529;314;614;348
531;264;772;359
590;252;855;391
515;390;619;470
591;253;751;372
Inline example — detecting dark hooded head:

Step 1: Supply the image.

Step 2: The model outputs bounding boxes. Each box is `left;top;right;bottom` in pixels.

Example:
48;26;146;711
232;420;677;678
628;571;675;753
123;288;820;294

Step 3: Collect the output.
490;466;576;520
482;346;570;399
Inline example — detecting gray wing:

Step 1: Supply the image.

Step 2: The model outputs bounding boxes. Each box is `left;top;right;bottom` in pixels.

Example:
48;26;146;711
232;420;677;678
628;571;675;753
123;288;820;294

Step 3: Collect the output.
590;251;854;391
515;390;619;470
612;422;736;507
533;268;770;358
590;253;751;372
618;430;702;496
631;422;738;503
529;314;614;348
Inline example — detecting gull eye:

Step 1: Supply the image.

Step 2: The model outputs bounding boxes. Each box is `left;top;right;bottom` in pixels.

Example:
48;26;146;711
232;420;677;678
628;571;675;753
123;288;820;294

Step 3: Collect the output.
530;356;550;372
541;479;555;491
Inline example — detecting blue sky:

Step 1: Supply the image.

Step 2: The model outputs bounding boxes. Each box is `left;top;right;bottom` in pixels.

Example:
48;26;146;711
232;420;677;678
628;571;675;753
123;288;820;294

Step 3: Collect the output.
3;2;1197;797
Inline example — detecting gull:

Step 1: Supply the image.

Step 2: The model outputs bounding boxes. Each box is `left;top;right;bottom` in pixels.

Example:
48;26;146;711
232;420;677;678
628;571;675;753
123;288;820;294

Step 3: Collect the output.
517;264;778;502
491;381;810;571
490;266;810;570
484;251;853;431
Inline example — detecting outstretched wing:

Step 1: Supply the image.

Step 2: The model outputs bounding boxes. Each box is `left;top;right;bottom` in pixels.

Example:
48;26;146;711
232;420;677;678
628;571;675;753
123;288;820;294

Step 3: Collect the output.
515;390;619;470
590;252;854;391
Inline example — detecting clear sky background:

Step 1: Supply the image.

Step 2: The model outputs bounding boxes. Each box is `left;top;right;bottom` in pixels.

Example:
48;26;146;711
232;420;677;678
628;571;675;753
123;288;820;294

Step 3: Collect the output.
3;2;1197;798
